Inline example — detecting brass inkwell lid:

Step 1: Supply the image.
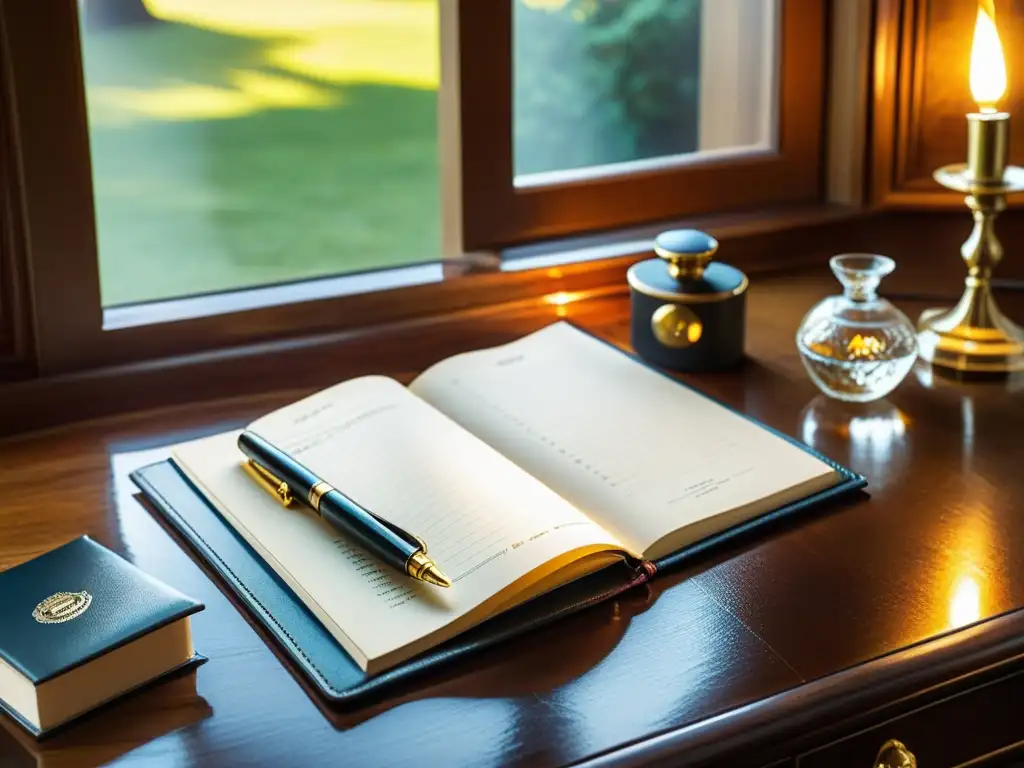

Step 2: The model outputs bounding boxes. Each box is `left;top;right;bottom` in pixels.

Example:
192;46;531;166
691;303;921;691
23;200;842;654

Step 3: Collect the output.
627;229;748;303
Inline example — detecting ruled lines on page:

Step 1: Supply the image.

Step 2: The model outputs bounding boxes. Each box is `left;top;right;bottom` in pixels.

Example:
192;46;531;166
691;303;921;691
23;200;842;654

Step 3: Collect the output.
411;323;835;558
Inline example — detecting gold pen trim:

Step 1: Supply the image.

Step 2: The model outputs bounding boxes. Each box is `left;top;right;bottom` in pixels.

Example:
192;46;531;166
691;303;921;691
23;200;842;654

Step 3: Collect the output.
627;266;749;302
243;460;294;507
308;481;334;514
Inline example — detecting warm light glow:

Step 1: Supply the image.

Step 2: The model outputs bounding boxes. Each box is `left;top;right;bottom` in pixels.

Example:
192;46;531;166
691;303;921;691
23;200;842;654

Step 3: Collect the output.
546;292;570;306
544;291;581;317
93;70;337;123
846;334;885;360
949;574;982;628
969;4;1007;111
88;0;437;126
544;291;574;307
846;409;908;443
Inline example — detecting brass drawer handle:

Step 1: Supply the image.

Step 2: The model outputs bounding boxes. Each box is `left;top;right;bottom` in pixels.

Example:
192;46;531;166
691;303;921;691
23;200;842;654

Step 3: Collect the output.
875;739;917;768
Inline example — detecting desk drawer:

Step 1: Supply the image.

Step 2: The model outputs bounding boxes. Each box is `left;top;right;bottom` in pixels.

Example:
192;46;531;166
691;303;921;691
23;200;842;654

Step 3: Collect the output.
798;669;1024;768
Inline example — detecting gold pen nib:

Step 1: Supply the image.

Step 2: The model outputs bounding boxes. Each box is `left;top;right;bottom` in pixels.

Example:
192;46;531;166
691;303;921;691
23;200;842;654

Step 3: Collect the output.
407;551;452;588
420;563;452;588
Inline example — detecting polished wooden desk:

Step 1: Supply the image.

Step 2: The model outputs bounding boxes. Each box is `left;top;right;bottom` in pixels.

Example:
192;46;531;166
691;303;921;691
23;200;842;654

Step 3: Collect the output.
2;266;1024;767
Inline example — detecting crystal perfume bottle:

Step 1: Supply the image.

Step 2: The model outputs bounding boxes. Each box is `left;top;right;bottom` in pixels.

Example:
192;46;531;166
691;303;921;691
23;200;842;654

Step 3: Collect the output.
796;255;917;402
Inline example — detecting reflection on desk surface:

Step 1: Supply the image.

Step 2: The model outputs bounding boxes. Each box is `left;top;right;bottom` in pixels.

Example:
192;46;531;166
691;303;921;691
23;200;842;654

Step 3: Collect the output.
3;278;1024;766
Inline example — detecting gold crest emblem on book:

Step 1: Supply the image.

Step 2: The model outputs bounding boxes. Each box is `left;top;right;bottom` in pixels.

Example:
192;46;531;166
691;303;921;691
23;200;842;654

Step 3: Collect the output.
32;591;92;624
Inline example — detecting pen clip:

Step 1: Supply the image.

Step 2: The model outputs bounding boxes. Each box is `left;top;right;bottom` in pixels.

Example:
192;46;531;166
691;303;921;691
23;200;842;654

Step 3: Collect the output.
242;459;426;552
368;512;427;554
243;459;295;507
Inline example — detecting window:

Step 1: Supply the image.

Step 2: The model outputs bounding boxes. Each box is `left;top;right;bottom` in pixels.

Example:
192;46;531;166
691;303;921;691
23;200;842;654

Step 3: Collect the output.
79;0;441;306
512;0;776;182
0;0;829;376
457;0;823;248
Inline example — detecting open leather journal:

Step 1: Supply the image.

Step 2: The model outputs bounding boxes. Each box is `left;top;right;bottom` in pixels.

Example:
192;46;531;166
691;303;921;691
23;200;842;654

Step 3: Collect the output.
164;323;854;677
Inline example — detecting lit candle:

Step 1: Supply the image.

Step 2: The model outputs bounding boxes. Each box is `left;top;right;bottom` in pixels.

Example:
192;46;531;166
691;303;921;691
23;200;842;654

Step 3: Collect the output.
966;3;1009;184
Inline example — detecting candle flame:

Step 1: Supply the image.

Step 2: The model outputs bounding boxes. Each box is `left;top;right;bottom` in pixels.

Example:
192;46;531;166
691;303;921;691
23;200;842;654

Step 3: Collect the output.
970;3;1007;111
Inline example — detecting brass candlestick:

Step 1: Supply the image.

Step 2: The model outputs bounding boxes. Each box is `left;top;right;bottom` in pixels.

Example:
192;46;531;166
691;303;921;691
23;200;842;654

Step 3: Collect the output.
917;157;1024;376
916;6;1024;377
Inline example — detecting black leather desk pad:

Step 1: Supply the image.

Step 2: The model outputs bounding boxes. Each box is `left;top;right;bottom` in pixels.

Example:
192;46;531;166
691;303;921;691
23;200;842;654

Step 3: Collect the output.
132;452;862;708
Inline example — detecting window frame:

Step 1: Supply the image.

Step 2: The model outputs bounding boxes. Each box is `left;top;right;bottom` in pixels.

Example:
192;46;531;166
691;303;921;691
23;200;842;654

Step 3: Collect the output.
453;0;827;251
0;0;834;379
0;6;31;381
4;0;103;376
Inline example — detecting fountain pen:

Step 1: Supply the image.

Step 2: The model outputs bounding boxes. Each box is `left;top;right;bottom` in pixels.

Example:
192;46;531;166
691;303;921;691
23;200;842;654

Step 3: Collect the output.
238;430;451;588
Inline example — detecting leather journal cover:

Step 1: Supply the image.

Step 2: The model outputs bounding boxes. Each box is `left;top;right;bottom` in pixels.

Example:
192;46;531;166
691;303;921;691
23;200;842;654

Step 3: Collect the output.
130;361;865;707
0;537;206;736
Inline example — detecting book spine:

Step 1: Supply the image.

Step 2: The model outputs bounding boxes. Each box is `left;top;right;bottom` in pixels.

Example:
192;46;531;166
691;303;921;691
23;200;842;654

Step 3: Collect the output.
560;560;657;616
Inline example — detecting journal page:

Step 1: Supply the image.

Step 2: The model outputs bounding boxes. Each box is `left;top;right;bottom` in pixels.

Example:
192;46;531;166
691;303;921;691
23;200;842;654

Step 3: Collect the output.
171;376;623;674
411;323;839;561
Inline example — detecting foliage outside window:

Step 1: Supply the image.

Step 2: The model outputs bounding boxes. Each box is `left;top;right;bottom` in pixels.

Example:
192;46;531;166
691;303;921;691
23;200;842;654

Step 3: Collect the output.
514;0;701;177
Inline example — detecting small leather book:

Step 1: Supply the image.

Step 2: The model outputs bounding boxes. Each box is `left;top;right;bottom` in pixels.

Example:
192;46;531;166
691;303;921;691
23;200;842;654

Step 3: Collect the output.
0;537;206;737
132;322;864;705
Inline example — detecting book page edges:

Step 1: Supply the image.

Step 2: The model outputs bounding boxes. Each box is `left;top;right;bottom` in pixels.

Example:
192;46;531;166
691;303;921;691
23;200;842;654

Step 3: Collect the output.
367;547;624;675
172;453;373;672
0;618;194;732
175;447;625;675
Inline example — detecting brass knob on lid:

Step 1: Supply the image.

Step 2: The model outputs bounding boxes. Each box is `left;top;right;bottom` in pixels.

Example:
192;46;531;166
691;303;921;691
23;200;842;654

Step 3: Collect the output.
654;229;719;281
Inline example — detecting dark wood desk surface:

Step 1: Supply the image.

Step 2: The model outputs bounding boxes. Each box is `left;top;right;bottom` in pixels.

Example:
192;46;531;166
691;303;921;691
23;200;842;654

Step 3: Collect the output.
2;266;1024;767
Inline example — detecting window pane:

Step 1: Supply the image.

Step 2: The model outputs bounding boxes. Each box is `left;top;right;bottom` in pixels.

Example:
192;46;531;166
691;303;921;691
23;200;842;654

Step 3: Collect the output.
512;0;778;184
80;0;440;307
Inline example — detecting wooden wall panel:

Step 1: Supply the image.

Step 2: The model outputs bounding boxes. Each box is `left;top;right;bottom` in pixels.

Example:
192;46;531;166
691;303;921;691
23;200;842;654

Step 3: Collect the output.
0;0;34;380
873;0;1024;207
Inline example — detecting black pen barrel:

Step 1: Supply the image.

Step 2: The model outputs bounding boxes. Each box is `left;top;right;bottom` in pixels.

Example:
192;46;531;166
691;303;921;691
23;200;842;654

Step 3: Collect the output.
239;431;319;498
319;491;417;573
239;430;418;575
